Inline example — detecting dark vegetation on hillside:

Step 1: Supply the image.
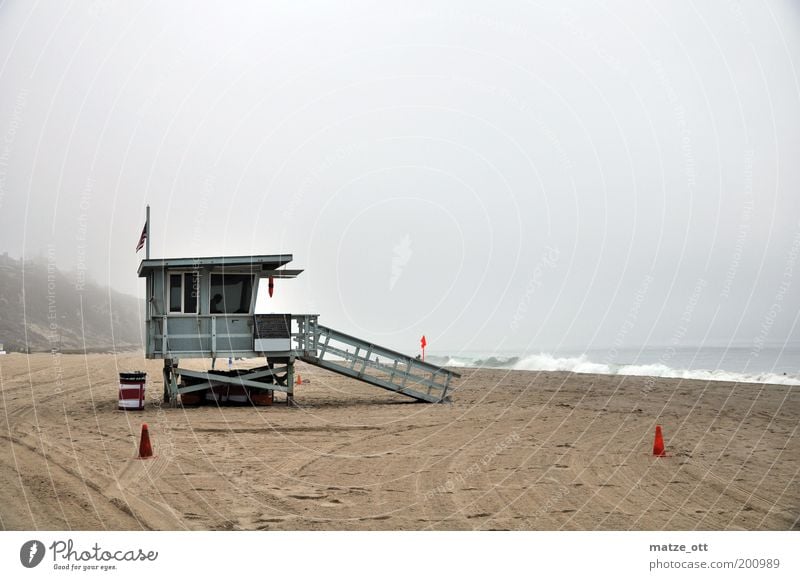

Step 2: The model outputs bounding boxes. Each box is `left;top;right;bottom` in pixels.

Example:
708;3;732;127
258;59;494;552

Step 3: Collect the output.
0;253;142;352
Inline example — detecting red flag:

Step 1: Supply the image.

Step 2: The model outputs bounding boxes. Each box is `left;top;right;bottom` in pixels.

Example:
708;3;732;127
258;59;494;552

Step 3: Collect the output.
135;222;147;252
420;335;427;349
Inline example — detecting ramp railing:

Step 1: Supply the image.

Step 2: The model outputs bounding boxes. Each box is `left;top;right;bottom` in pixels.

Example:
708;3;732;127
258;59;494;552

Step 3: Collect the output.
294;322;459;403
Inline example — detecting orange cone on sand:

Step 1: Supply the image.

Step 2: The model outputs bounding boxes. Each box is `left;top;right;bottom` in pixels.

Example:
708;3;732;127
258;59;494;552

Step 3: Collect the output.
296;374;302;385
653;425;666;457
138;423;153;459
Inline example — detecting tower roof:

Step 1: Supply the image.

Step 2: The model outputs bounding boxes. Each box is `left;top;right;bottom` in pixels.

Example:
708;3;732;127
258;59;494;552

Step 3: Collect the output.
137;254;301;277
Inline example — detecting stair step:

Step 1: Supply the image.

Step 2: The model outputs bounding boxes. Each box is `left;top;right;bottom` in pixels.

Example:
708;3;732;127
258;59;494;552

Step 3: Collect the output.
296;324;458;403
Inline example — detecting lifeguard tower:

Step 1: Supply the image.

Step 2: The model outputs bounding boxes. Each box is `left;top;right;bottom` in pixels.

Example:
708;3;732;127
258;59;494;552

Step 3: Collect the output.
138;252;459;406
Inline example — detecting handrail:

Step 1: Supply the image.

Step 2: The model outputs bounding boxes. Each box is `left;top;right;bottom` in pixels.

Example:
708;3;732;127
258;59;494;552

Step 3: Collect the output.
306;323;460;378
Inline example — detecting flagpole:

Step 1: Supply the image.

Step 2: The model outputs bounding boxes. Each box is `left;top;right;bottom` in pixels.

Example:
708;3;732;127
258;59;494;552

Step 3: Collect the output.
145;204;150;259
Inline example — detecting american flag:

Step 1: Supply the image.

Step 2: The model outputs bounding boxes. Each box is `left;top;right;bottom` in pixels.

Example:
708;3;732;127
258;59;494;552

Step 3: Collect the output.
135;222;147;252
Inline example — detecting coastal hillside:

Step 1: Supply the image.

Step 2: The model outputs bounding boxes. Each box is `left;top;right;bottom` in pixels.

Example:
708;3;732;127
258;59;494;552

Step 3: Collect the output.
0;253;142;352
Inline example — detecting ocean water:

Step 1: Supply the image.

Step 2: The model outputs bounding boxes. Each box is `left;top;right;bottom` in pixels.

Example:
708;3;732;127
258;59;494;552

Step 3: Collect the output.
427;345;800;386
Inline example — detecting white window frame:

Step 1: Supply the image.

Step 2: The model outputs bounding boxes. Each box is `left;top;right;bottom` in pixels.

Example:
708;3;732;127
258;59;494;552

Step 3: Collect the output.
167;271;199;315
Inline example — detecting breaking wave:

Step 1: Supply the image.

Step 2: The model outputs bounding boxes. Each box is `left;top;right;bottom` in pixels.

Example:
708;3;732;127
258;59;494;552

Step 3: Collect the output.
433;352;800;386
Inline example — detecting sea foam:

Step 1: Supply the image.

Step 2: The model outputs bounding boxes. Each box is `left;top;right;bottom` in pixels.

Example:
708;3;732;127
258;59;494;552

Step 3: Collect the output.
437;352;800;386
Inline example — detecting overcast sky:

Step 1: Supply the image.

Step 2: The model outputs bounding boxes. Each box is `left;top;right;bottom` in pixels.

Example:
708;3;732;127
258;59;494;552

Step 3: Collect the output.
1;0;799;354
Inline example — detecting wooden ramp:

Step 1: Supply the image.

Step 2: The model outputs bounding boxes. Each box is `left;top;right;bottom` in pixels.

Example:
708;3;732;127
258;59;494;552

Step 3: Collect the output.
297;324;459;403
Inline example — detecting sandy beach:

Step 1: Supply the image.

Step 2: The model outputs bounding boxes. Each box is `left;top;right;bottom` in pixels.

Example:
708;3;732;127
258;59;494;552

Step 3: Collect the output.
0;352;797;531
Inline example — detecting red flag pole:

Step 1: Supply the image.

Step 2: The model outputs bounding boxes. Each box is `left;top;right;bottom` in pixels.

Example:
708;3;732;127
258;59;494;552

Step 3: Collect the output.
420;335;427;362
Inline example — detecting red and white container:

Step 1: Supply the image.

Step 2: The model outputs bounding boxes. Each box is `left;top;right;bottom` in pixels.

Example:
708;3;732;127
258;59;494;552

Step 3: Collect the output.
118;371;146;410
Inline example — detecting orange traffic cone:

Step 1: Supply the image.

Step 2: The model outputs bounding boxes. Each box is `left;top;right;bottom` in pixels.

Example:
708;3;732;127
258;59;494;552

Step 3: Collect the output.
653;425;666;457
138;423;153;459
296;374;302;386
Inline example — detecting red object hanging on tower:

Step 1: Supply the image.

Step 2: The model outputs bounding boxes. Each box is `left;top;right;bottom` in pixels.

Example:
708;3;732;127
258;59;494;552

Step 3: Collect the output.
268;276;274;297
